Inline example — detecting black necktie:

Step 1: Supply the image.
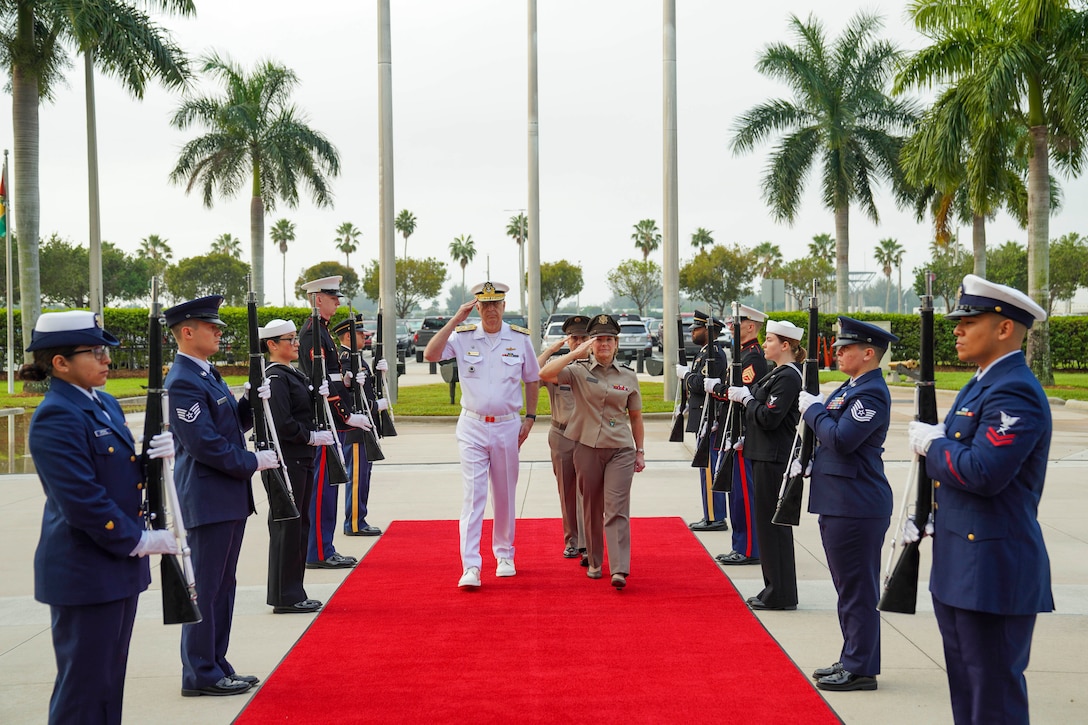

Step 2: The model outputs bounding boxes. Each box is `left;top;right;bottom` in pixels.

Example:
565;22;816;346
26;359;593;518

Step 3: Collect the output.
92;395;111;420
210;366;223;382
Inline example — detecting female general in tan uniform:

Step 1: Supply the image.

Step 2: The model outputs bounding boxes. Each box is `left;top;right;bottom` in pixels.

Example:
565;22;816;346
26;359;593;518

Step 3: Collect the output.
539;314;645;589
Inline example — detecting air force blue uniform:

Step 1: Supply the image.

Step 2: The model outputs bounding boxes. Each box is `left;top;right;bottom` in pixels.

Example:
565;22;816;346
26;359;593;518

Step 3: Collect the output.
925;351;1053;724
804;367;892;677
166;354;257;691
30;379;149;724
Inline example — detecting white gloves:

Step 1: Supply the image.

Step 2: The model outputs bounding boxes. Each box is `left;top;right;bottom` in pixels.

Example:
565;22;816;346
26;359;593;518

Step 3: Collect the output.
254;450;280;471
703;377;721;394
309;430;336;447
909;421;947;456
732;436;745;452
727;386;752;405
798;390;825;414
376;398;389;412
147;432;175;461
317;380;330;398
375;359;389;372
243;381;271;400
130;529;178;558
902;516;935;544
342;370;354;387
788;459;813;478
347;413;373;431
675;364;690;380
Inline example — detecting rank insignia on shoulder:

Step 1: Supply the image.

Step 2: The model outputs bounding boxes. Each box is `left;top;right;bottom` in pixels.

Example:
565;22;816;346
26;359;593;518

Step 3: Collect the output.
509;324;531;335
455;324;477;332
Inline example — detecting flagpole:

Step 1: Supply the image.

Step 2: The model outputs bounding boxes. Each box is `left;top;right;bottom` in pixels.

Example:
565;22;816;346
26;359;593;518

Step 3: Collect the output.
3;150;13;394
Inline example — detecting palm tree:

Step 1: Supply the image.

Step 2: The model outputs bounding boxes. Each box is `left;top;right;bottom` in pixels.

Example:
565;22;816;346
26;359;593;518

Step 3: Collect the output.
752;241;783;279
506;213;528;311
631;219;661;260
139;233;174;279
394;209;417;257
874;238;904;313
731;12;917;313
2;0;192;358
210;233;242;257
895;0;1088;383
690;227;714;250
448;234;477;292
334;222;361;268
170;53;340;307
270;218;296;305
808;233;835;264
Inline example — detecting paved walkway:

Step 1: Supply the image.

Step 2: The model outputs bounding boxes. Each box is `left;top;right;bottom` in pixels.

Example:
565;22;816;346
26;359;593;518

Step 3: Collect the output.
1;370;1086;723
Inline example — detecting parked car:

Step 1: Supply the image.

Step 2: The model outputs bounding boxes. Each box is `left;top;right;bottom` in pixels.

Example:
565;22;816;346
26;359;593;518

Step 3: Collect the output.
644;318;662;349
541;322;568;354
403;318;424;333
617;320;653;360
395;322;415;357
412;316;452;353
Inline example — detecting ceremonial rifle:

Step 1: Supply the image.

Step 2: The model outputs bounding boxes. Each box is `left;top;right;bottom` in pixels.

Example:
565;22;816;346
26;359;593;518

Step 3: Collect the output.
711;303;743;492
772;280;820;526
346;310;384;461
142;277;201;624
669;316;688;442
374;309;397;436
878;278;937;613
309;293;350;484
247;279;300;521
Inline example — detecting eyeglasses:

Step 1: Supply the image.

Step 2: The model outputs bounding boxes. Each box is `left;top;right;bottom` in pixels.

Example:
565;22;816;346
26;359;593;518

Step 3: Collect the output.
271;336;300;344
67;345;110;362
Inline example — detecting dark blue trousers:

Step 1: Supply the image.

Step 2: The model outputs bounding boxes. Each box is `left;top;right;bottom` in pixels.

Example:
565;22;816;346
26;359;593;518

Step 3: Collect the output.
48;595;138;725
181;519;246;690
933;597;1037;725
308;434;346;563
727;450;759;558
819;514;888;676
699;448;728;524
343;438;374;533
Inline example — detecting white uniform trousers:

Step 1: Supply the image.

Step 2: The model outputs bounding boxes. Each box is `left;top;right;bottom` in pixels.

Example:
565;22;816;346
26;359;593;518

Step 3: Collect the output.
456;414;520;570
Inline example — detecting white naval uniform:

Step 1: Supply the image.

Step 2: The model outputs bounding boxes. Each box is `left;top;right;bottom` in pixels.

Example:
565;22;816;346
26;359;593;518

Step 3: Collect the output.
442;322;541;570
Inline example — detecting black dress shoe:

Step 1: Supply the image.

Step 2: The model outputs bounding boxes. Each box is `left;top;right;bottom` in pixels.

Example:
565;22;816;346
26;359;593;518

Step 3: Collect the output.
690;519;729;532
811;661;843;680
181;676;252;697
816;669;877;692
580;553;589;568
715;551;759;565
229;673;260;685
306;552;356;569
344;525;382;536
273;599;323;614
746;596;796;611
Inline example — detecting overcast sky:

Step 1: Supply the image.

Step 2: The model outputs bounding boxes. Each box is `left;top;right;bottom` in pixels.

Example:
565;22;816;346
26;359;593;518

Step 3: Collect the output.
4;0;1085;309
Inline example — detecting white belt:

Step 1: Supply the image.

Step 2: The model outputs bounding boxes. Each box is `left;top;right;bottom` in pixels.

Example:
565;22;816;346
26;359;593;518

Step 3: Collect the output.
328;374;343;381
461;409;518;423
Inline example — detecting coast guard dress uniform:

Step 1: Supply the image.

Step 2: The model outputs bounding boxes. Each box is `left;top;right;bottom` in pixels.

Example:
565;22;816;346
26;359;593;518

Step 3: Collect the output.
911;275;1053;724
681;310;729;532
26;311;172;724
803;317;897;691
164;296;261;696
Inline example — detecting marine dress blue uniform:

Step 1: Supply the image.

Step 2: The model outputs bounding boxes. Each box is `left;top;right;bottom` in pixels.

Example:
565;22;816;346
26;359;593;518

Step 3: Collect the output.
803;318;896;687
164;298;258;694
683;316;728;530
918;275;1053;725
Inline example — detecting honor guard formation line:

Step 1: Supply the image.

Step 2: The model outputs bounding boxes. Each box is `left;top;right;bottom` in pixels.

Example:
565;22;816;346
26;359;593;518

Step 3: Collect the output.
9;272;1081;724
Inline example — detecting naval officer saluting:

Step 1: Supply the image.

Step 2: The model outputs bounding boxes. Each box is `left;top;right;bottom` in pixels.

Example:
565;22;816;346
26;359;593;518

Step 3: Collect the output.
424;281;540;589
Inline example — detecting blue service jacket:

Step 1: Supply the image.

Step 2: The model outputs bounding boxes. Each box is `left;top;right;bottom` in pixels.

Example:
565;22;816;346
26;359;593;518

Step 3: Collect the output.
165;356;256;528
925;352;1054;615
30;379;150;606
804;368;893;518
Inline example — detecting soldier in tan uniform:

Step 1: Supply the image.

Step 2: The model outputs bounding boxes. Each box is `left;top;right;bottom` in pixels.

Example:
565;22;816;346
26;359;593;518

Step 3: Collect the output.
540;314;645;589
537;315;591;559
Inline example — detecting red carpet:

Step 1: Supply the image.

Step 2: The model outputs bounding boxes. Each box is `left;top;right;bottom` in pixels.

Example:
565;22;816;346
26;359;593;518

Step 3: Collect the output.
236;517;839;724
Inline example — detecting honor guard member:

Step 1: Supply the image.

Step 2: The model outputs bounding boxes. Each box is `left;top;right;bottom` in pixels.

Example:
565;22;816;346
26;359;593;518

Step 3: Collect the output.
23;312;176;724
537;314;592;559
165;295;275;697
332;315;389;537
799;317;897;692
710;304;768;565
424;281;540;589
298;276;372;569
675;310;729;532
260;319;328;614
906;275;1052;724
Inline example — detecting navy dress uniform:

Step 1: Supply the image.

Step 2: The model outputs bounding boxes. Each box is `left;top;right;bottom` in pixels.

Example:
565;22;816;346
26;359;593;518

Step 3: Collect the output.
681;310;729;532
802;317;897;691
910;275;1053;724
164;296;262;696
332;316;382;538
24;311;171;724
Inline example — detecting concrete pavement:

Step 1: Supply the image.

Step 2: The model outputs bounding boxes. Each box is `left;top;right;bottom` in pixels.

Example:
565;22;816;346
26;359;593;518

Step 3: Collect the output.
1;364;1086;723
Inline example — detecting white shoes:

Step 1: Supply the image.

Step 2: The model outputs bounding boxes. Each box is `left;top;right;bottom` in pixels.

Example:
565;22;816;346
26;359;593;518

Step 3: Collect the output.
458;567;481;588
496;558;516;577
